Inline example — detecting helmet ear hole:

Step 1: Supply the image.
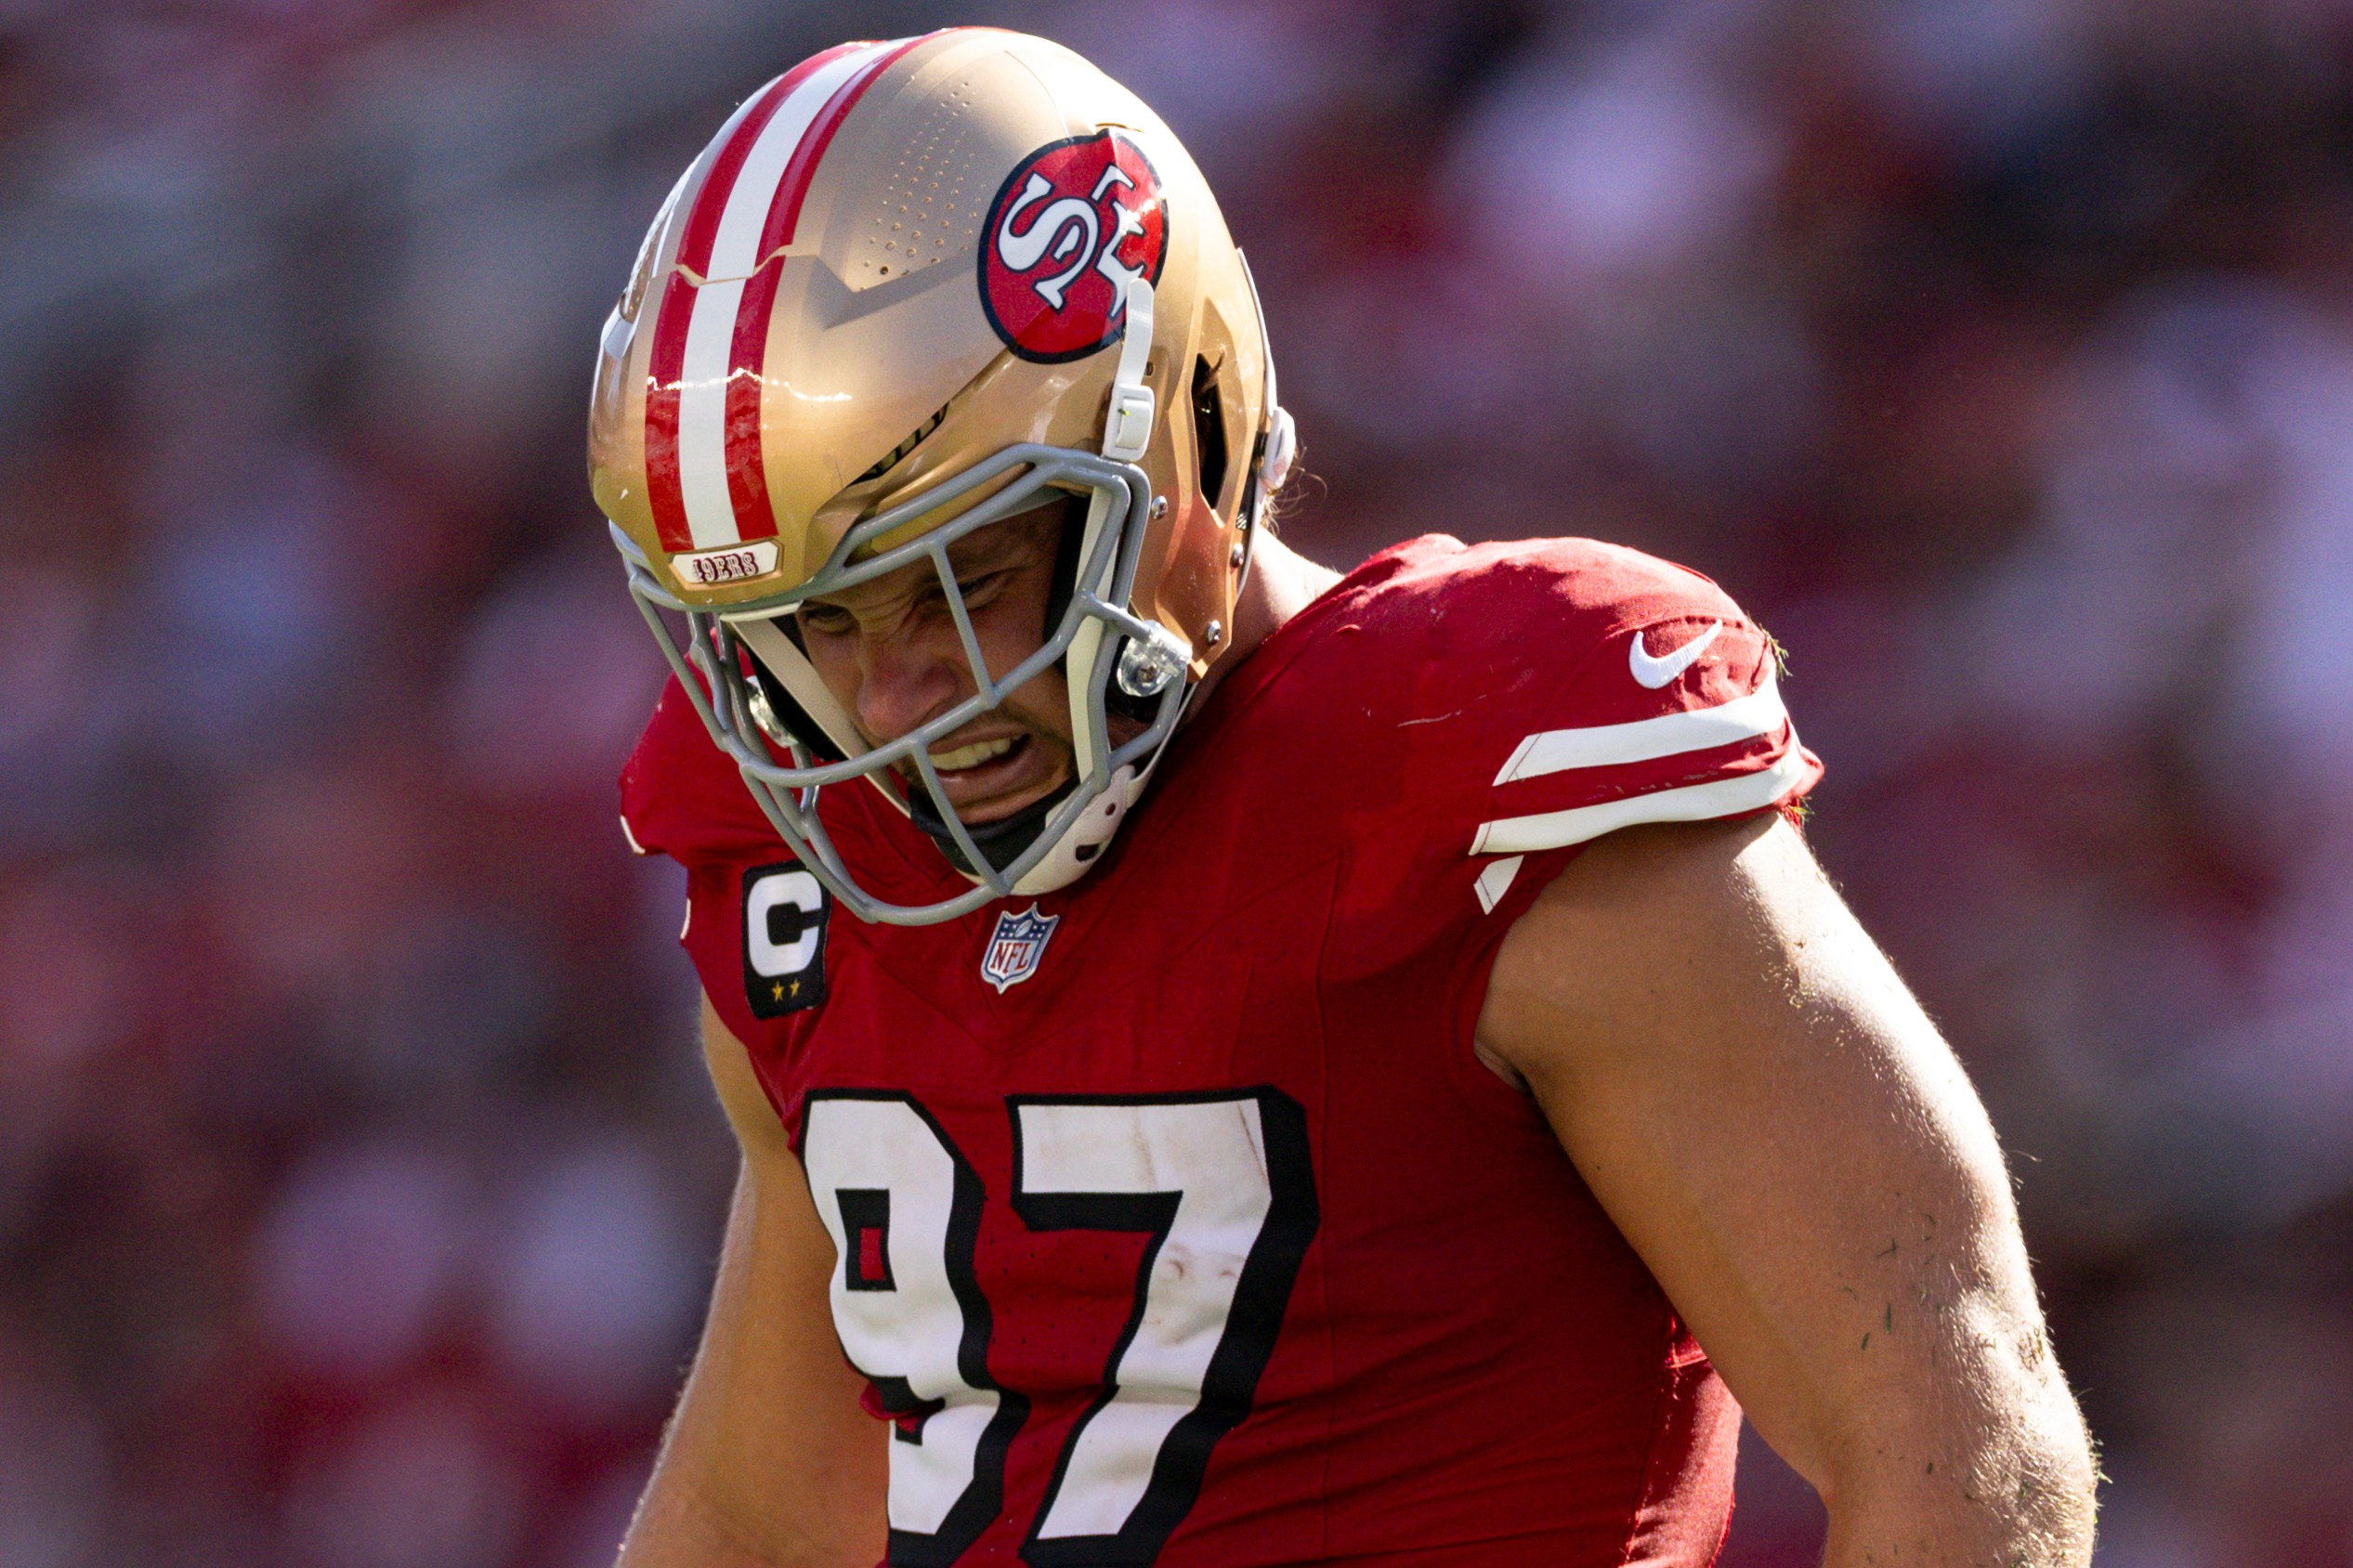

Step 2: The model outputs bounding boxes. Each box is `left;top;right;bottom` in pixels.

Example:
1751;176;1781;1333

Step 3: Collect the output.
1191;356;1230;516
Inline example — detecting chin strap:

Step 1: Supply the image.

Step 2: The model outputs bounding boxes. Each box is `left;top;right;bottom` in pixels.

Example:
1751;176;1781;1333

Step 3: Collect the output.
907;777;1076;878
1101;276;1157;462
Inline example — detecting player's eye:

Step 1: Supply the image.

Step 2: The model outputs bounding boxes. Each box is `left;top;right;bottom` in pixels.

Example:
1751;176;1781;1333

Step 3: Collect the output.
795;602;856;637
954;568;1012;608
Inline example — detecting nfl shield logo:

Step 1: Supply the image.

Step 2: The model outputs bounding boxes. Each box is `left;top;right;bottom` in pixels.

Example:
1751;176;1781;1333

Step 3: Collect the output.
981;904;1060;993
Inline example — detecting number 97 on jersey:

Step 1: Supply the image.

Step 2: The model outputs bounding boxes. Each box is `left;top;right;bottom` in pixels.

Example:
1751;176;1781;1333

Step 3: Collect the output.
802;1087;1318;1566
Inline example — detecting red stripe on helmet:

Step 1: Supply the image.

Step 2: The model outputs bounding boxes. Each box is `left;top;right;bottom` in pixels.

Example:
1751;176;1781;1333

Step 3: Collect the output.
719;34;933;544
643;269;699;554
643;41;874;555
722;261;784;541
673;42;869;278
762;34;932;256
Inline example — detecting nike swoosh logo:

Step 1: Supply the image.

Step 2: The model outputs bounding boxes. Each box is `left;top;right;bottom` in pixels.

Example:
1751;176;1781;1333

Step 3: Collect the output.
1627;621;1722;689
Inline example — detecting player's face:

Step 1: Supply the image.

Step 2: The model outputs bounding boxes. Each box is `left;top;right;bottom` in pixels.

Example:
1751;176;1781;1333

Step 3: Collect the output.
794;500;1076;825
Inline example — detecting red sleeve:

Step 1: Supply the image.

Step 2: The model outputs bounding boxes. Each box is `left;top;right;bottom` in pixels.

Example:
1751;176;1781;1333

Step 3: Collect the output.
1294;534;1825;1105
617;676;783;866
618;676;808;1052
1469;616;1813;857
1415;539;1819;889
1314;536;1822;929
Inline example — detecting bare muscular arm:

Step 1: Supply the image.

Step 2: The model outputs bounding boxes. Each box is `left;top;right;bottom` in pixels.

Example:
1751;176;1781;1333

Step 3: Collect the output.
1477;814;2097;1565
617;998;886;1568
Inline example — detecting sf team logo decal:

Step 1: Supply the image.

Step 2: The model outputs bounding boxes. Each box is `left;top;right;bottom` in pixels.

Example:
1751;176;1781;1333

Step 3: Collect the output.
979;131;1168;364
981;903;1059;992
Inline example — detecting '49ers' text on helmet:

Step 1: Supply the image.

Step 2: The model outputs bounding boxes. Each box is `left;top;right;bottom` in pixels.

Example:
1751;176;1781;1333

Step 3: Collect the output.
589;28;1296;925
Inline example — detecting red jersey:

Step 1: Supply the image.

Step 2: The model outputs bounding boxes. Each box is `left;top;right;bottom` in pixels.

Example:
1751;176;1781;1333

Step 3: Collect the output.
620;535;1822;1566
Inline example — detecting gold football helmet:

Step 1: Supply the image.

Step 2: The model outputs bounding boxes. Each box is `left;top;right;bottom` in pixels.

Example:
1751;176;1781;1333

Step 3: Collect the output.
589;28;1295;924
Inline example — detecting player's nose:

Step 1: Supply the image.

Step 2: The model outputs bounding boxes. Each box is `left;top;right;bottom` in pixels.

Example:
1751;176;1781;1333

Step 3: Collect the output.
853;627;966;744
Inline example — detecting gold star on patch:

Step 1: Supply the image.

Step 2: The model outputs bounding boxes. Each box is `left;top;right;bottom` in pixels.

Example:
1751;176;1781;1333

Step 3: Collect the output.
772;982;785;1001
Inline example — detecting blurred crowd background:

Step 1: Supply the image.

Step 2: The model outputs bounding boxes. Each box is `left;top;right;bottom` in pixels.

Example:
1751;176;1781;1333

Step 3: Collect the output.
4;0;2350;1562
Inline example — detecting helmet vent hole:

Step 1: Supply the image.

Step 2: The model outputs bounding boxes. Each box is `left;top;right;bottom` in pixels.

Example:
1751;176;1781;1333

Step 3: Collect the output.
856;403;948;484
1191;357;1229;515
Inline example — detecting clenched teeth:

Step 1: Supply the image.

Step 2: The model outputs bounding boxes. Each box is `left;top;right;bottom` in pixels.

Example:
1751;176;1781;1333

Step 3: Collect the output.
929;736;1017;771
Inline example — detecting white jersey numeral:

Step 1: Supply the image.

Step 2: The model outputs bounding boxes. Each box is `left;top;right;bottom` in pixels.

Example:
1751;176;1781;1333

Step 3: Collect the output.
1010;1093;1317;1565
802;1094;1025;1567
800;1091;1316;1568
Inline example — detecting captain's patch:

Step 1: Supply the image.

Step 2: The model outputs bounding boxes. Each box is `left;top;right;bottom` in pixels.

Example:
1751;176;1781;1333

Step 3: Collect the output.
743;863;829;1017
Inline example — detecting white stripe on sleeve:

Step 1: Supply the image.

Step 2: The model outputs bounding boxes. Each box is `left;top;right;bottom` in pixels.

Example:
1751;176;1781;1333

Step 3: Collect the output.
1492;669;1788;786
1472;855;1524;914
1471;744;1810;857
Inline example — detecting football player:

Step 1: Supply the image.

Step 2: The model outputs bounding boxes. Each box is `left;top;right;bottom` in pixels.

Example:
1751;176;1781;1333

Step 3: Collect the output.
590;29;2096;1567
